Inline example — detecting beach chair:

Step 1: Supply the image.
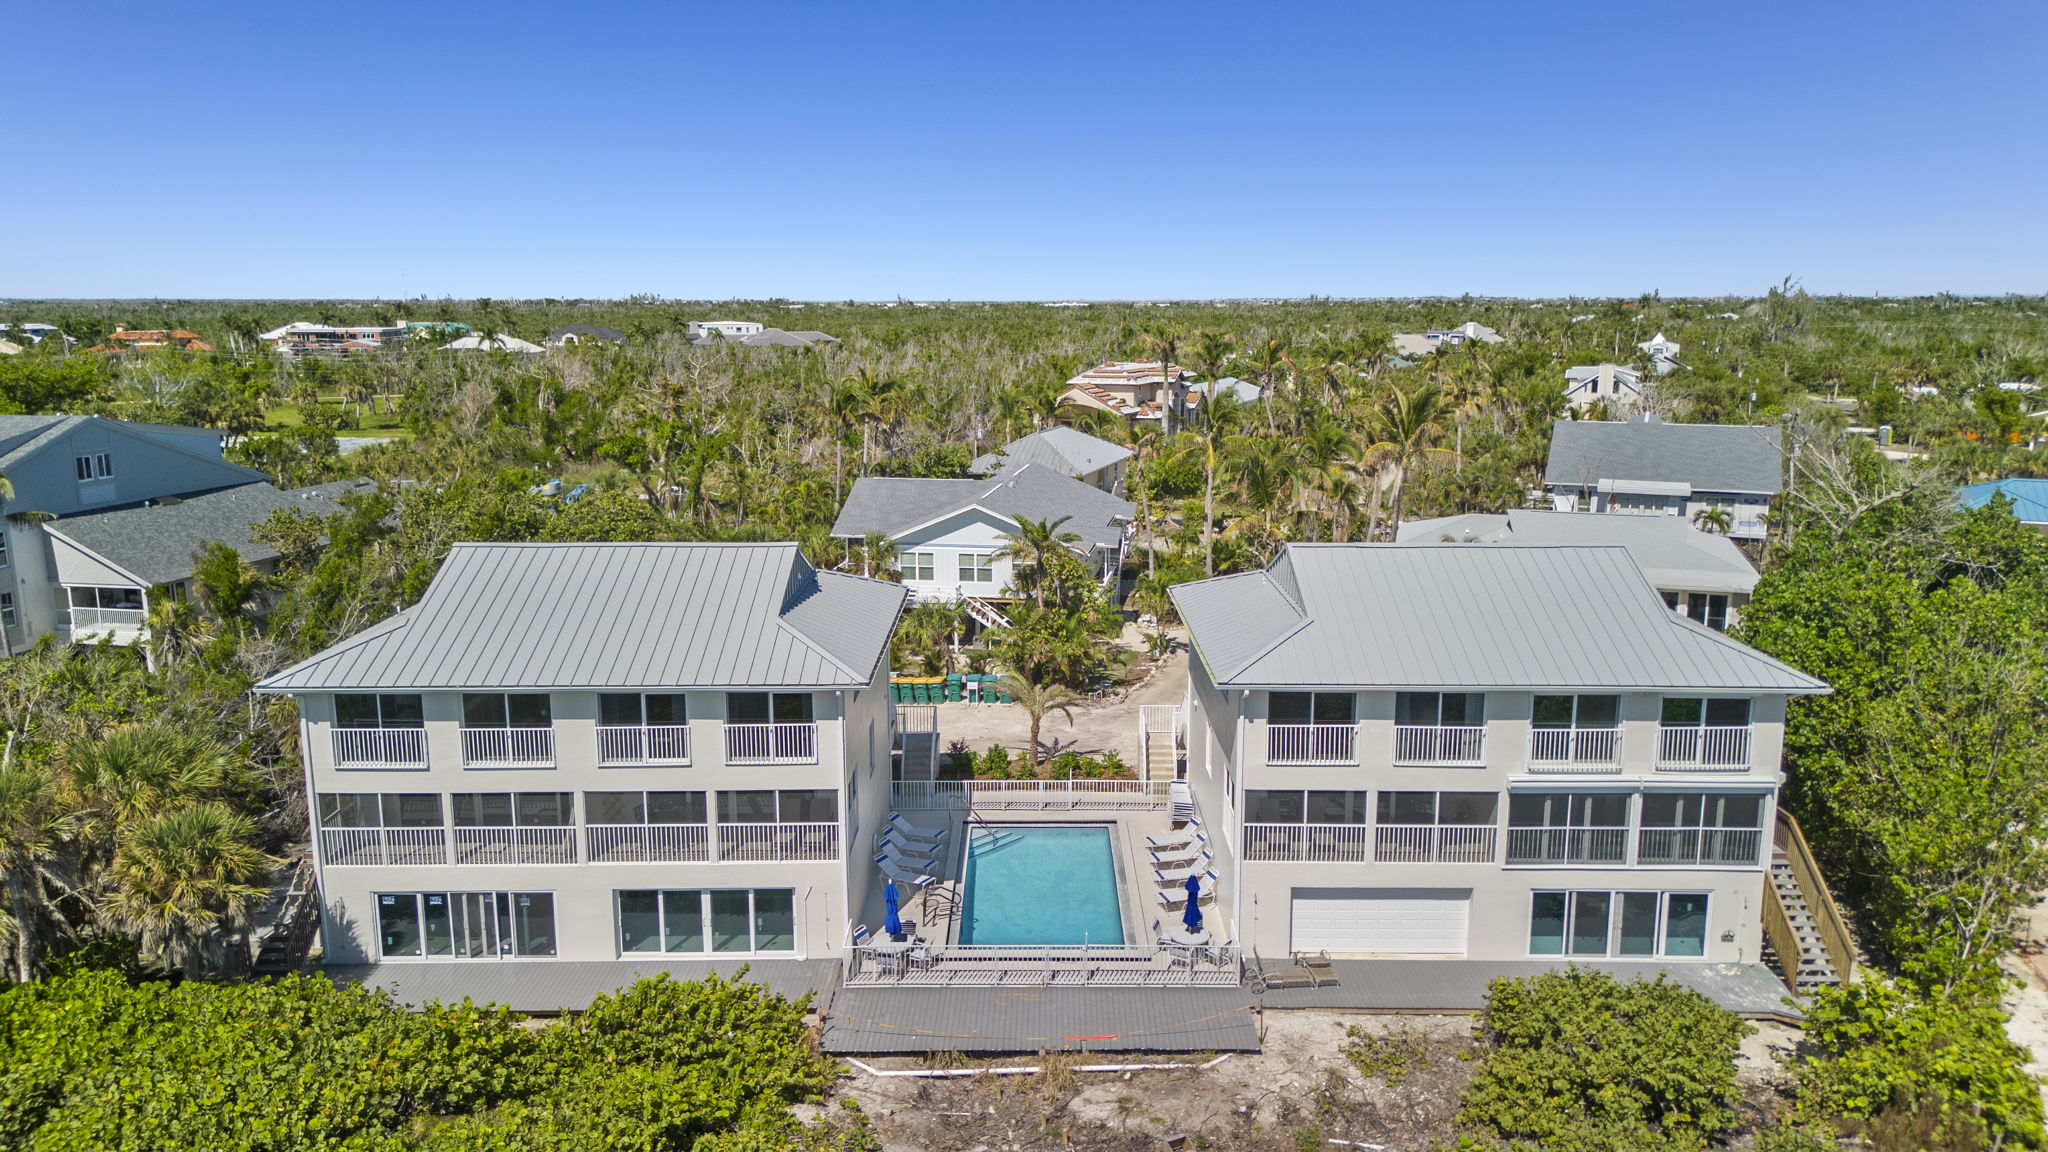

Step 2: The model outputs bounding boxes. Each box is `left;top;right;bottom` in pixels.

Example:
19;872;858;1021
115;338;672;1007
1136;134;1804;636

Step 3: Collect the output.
873;853;936;888
887;814;948;844
878;830;945;859
879;839;941;868
1152;854;1214;885
1146;829;1203;852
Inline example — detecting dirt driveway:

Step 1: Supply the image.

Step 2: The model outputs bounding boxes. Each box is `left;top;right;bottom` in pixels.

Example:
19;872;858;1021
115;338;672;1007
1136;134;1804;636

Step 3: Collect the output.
934;627;1188;766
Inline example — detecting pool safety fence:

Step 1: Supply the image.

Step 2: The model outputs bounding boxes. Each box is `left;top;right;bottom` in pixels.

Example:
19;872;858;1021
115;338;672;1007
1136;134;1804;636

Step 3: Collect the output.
891;780;1174;811
844;940;1241;987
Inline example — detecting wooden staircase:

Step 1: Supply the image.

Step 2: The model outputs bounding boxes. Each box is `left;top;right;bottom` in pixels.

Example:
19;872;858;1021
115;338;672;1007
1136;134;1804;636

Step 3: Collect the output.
1762;809;1853;994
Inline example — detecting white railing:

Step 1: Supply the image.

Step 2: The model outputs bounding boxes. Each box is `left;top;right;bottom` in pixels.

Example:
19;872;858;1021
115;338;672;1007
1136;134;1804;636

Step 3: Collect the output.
1504;827;1628;865
715;822;840;861
318;827;447;866
723;722;818;764
1241;823;1373;862
1139;705;1183;736
1636;827;1763;866
891;780;1172;811
451;827;577;865
459;727;556;767
596;725;691;765
1393;725;1487;765
330;728;428;768
1373;824;1498;863
1266;724;1357;765
585;823;710;862
1656;726;1752;771
845;941;1240;987
69;607;146;632
895;706;938;736
1528;728;1622;770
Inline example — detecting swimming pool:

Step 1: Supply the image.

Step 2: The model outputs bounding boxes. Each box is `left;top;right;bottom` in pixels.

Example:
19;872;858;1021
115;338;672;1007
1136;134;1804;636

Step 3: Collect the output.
959;825;1125;946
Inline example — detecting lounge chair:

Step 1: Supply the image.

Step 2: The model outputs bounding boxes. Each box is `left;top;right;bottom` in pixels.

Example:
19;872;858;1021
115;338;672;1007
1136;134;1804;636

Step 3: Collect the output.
1146;829;1204;852
873;852;936;887
1152;870;1219;909
878;830;945;859
1150;841;1207;868
878;839;941;867
1152;854;1214;885
889;813;950;840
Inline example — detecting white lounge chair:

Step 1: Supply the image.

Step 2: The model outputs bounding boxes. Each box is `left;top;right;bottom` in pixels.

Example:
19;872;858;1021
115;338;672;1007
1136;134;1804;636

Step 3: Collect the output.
886;820;946;846
889;813;950;840
1150;840;1207;867
1153;871;1219;909
879;827;946;855
875;856;936;889
1146;828;1203;852
1152;854;1214;885
878;839;941;867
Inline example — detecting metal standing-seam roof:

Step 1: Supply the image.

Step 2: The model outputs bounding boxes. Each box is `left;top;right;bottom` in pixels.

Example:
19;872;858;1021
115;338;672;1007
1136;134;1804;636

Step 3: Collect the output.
255;542;907;692
830;464;1134;551
1959;478;2048;525
1397;510;1759;596
969;426;1133;479
1169;543;1826;693
43;479;373;587
1544;416;1784;495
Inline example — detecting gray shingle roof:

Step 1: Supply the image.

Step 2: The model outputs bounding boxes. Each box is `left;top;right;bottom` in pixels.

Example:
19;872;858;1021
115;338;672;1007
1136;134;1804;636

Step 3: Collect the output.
970;427;1133;479
1170;543;1825;692
830;464;1134;551
1544;416;1783;495
1397;510;1758;595
43;479;372;587
256;542;906;692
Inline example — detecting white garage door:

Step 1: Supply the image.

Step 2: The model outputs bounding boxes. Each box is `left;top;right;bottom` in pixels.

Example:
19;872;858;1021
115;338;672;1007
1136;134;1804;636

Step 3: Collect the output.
1290;888;1471;954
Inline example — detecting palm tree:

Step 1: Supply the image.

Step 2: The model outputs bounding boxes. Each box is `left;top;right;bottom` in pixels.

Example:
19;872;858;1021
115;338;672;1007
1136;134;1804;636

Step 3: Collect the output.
994;516;1082;608
1137;327;1186;435
849;367;904;474
1360;382;1459;541
0;763;75;982
998;675;1081;773
1694;506;1734;535
1171;390;1246;576
102;802;271;975
1113;423;1163;577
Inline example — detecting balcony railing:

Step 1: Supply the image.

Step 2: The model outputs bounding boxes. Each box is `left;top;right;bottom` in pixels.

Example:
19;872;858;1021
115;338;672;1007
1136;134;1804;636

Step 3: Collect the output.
724;722;818;764
1393;725;1487;766
319;827;447;866
585;823;710;862
1373;824;1498;863
1504;826;1628;865
1242;823;1372;862
451;827;576;865
1266;724;1357;765
891;780;1170;810
1635;827;1763;867
1527;728;1622;771
69;606;147;633
596;724;691;765
330;728;428;768
1656;726;1752;771
459;727;555;767
715;821;840;861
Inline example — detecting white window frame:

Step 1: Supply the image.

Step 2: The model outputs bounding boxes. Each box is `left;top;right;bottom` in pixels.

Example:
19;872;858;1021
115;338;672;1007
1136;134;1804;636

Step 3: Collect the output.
0;591;15;630
614;888;797;955
958;552;994;583
376;890;557;959
1527;890;1710;959
897;550;935;582
73;452;113;481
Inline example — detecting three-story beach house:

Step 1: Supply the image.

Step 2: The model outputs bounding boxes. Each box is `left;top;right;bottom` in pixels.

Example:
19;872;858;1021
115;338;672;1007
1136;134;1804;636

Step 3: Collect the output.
255;542;906;968
1168;543;1827;965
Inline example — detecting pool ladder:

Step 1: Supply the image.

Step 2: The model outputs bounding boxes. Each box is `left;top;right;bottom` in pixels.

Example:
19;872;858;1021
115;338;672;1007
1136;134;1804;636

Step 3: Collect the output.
967;812;1022;855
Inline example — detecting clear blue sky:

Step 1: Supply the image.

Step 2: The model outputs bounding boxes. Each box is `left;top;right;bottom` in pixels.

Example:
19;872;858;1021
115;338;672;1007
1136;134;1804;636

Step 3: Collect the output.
6;0;2044;299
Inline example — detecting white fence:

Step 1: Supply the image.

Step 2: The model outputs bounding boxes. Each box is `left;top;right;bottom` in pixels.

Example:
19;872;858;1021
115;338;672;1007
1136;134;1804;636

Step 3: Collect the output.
585;823;711;862
459;727;556;767
330;728;428;768
1504;827;1628;865
1392;725;1486;765
1266;724;1357;765
596;725;691;765
723;722;818;764
1372;824;1498;863
1636;827;1763;866
319;828;447;866
1527;728;1622;770
1656;726;1752;771
891;780;1172;811
1242;823;1373;862
845;941;1240;987
715;822;840;861
451;827;577;865
69;606;147;633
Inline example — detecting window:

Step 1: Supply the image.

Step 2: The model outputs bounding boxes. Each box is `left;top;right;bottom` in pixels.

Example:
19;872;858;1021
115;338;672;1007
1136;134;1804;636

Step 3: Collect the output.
1244;790;1369;824
716;789;838;824
462;693;552;728
616;889;796;954
726;692;815;723
584;790;706;825
377;891;556;958
0;531;10;569
70;586;143;612
958;553;995;582
73;452;113;481
1639;792;1764;864
451;792;574;827
1660;697;1750;730
1531;695;1619;729
0;592;15;630
317;793;442;828
1376;791;1498;826
1395;692;1485;727
897;551;935;581
1529;891;1708;958
599;693;688;727
335;694;426;729
1661;590;1681;611
1268;692;1355;725
1685;593;1730;631
1506;792;1629;864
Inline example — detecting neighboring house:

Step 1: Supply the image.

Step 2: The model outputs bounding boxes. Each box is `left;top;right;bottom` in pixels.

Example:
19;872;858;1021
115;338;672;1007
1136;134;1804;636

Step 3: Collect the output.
1544;415;1782;541
1397;509;1759;631
442;334;547;354
1638;331;1682;375
259;322;409;359
1;323;74;346
88;324;215;353
829;464;1133;616
685;321;763;340
1563;363;1645;412
252;541;906;969
0;415;289;652
1390;321;1504;359
1168;542;1827;964
1959;478;2048;531
1187;377;1266;408
969;426;1132;494
1057;360;1193;426
43;478;373;644
683;322;838;348
545;324;627;347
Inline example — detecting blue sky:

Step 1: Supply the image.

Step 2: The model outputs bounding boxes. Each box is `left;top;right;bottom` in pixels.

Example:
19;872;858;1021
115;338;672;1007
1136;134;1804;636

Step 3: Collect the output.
6;0;2044;299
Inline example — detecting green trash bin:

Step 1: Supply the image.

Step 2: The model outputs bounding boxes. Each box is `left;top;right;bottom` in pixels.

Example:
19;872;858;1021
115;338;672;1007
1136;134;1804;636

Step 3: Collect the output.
918;681;937;704
890;682;907;704
944;675;964;702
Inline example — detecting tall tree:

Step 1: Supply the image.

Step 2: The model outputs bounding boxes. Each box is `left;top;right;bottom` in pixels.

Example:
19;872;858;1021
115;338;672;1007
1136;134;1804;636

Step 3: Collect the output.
1359;382;1457;540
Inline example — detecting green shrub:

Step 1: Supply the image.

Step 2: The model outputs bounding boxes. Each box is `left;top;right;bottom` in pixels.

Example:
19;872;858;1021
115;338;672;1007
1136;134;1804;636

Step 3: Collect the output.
975;743;1012;779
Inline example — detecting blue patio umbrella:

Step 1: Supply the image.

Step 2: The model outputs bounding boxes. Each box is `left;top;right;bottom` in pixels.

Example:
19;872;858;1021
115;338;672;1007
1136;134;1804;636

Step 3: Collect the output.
883;880;903;937
1182;874;1203;934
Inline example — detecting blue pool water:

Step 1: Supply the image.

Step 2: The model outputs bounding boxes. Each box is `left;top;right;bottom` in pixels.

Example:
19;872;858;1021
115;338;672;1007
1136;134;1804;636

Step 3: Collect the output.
959;825;1125;945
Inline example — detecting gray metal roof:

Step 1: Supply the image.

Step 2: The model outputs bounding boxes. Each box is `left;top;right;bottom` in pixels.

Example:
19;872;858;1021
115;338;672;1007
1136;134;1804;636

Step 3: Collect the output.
1170;543;1826;693
256;542;906;692
1544;416;1783;495
825;986;1259;1053
44;479;372;587
831;464;1134;551
970;427;1133;479
1397;510;1758;595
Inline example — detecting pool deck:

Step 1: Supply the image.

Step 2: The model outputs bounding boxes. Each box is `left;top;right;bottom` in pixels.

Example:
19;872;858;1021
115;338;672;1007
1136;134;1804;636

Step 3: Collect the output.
822;984;1261;1053
1255;958;1801;1020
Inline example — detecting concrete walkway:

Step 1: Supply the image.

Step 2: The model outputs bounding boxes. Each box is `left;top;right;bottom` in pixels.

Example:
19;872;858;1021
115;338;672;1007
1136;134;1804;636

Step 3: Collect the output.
1256;958;1802;1021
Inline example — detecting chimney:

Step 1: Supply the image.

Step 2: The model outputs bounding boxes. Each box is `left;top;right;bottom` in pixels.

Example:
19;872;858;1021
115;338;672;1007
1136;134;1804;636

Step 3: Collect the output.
114;324;128;332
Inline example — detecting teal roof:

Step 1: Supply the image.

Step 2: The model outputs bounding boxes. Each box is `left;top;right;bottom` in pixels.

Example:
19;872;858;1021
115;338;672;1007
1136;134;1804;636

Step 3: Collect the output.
1959;479;2048;524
